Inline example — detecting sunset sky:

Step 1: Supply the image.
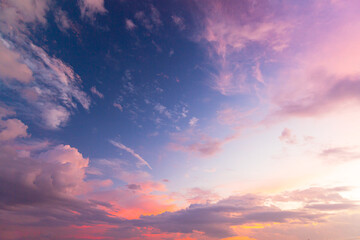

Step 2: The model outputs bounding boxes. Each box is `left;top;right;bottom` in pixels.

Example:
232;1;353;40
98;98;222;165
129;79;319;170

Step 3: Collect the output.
1;0;360;239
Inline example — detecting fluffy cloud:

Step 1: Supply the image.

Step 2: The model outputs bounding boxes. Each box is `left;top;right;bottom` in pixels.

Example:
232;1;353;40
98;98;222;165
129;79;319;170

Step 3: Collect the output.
0;0;49;34
0;143;89;207
169;129;239;157
0;106;28;141
189;117;199;127
0;40;33;83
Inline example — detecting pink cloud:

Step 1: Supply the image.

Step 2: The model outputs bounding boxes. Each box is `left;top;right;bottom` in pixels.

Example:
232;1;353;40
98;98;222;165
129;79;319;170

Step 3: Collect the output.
0;0;49;34
320;147;360;163
195;0;290;95
0;40;33;83
125;18;136;30
185;187;220;204
172;15;185;31
0;106;28;141
169;129;239;157
278;128;297;144
90;86;104;99
264;3;360;120
0;118;28;141
217;107;257;126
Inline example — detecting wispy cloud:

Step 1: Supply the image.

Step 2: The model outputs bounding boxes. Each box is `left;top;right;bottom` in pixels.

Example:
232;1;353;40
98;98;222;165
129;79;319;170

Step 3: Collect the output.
172;15;185;31
320;147;360;163
78;0;107;20
195;0;290;95
279;128;297;144
110;140;152;169
90;86;104;99
134;4;162;32
125;18;136;30
0;2;90;129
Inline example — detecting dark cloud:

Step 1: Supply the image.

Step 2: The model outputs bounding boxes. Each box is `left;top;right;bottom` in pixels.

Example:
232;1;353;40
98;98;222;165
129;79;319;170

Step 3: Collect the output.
132;191;343;238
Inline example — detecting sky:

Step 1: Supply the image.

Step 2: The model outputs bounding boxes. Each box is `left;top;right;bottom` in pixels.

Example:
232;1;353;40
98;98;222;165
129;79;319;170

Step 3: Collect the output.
1;0;360;239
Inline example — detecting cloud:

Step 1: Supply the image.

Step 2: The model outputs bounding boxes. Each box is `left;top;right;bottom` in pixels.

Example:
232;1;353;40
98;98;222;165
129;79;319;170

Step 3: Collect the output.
0;40;33;83
195;0;290;95
272;77;360;119
0;118;28;141
0;107;28;141
217;107;257;127
133;186;357;239
189;117;199;127
125;18;136;30
110;140;152;169
154;103;171;119
278;128;297;144
0;0;49;34
185;187;220;204
265;5;360;121
78;0;107;20
134;4;162;32
319;147;360;163
0;1;90;129
42;106;70;129
149;4;162;27
169;129;239;157
54;9;72;33
90;86;104;98
0;143;89;207
172;15;185;31
0;136;357;240
113;102;123;111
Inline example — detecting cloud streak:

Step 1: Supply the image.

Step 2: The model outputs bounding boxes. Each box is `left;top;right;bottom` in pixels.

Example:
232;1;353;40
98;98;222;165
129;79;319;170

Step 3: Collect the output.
110;140;152;169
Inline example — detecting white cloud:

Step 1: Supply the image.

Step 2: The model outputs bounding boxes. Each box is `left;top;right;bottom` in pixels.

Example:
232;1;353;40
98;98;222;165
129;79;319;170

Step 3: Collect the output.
42;106;70;129
110;140;152;169
189;117;199;127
